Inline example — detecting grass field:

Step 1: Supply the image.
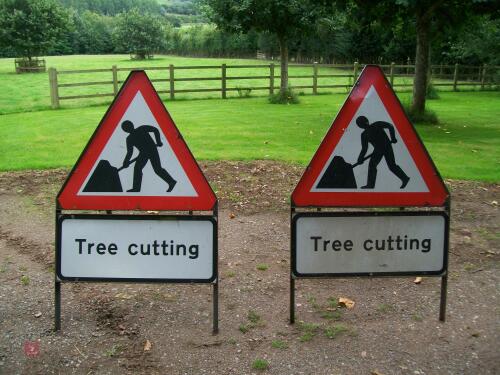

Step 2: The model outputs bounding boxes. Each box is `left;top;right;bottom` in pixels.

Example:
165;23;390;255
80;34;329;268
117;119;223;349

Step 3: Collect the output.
1;54;417;114
0;64;499;182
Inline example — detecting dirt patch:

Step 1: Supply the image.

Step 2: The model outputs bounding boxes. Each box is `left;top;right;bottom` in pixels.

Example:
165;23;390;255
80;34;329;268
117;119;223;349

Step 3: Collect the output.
0;162;499;374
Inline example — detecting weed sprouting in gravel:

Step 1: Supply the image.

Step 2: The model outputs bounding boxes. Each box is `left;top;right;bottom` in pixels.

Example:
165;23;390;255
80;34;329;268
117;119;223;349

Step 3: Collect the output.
252;358;269;370
256;264;268;271
271;340;288;349
104;344;123;357
248;310;261;324
239;324;250;333
298;322;320;342
377;303;394;313
20;275;30;286
324;324;349;339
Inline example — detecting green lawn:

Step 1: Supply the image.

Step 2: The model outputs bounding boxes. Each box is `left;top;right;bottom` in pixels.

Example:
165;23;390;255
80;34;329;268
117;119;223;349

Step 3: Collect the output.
1;88;498;182
1;54;409;114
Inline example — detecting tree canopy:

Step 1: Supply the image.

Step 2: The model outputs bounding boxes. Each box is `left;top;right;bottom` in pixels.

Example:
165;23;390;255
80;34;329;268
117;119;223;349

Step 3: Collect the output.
113;8;166;59
204;0;329;96
0;0;71;60
354;0;497;114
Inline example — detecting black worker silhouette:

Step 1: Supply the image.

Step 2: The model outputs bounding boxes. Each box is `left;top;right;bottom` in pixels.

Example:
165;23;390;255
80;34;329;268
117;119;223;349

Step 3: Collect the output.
356;115;410;189
121;120;177;193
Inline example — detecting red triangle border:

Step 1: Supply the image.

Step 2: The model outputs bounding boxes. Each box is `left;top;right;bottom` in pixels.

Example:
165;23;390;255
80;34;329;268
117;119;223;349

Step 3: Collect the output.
291;65;449;207
57;71;217;211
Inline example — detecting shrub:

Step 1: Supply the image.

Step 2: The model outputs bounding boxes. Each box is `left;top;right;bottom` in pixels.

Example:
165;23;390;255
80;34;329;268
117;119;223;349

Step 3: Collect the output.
268;87;300;104
236;87;252;98
404;104;439;124
426;83;440;99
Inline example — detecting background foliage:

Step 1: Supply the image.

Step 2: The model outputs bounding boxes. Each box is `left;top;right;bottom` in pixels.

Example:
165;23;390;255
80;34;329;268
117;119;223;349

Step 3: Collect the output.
0;0;497;66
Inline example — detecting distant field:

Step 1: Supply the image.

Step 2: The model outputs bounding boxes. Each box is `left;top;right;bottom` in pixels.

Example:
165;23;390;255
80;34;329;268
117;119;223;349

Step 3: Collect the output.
0;85;498;181
1;54;410;114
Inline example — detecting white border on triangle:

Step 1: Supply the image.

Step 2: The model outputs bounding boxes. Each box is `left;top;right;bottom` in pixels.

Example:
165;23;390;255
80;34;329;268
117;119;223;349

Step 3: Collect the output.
77;91;198;197
311;86;429;193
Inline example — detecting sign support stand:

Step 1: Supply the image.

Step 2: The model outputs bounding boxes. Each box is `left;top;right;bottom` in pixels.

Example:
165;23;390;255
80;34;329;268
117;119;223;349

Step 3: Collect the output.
438;199;451;322
54;207;61;332
289;205;450;324
212;202;219;334
289;65;451;324
54;70;219;333
289;207;296;325
213;281;219;334
54;277;61;332
439;273;448;322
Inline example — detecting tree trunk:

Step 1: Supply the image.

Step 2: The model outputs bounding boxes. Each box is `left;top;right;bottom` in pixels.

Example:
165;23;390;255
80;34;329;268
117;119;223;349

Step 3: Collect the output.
411;12;431;114
278;35;288;95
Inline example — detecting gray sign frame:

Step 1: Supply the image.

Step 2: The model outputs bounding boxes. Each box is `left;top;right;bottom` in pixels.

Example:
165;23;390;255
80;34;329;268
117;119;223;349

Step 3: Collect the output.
291;211;448;278
56;214;217;283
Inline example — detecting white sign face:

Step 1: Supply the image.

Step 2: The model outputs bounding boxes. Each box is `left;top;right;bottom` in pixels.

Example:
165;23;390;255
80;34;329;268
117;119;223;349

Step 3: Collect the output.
293;213;447;276
58;216;216;281
78;92;197;197
312;86;429;193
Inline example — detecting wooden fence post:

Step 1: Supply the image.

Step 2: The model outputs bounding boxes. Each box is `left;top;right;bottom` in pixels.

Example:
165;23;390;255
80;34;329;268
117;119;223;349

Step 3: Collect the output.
390;62;395;86
313;62;318;94
353;61;359;82
169;64;175;100
453;63;459;91
481;64;487;90
269;63;275;95
112;65;118;96
48;67;60;109
221;64;227;99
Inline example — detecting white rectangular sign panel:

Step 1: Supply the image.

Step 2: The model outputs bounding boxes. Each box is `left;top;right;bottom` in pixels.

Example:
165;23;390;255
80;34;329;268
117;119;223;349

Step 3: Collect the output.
57;215;216;282
292;212;448;276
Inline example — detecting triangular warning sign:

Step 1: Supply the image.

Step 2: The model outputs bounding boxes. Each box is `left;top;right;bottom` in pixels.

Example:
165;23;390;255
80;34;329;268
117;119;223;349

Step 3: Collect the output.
292;65;448;207
58;70;216;211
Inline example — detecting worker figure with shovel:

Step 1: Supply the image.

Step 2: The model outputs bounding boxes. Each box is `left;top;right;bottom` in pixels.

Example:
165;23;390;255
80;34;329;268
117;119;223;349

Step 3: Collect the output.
356;115;410;189
121;120;177;193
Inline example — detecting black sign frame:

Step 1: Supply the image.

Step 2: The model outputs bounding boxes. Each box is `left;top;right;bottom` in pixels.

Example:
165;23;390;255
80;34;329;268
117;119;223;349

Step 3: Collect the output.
56;213;217;283
291;211;449;278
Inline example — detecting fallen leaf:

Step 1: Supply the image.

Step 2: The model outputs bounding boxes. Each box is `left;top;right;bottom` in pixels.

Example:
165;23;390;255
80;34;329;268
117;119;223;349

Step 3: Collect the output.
371;370;384;375
229;213;236;219
491;200;498;206
414;277;423;284
339;297;355;309
34;312;42;318
144;340;152;352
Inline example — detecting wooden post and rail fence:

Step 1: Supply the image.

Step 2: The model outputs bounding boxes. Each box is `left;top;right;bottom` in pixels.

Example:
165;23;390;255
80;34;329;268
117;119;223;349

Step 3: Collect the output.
48;62;498;109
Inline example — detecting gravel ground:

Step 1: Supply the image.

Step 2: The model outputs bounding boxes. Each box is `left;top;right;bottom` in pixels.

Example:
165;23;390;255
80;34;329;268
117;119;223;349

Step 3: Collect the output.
0;162;498;374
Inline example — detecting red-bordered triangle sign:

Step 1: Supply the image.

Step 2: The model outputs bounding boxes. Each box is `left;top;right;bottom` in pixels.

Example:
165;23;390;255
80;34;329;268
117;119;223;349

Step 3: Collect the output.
58;70;216;211
292;65;448;207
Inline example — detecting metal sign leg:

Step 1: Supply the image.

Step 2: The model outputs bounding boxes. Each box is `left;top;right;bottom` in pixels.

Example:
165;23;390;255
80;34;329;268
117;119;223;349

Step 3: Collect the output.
289;276;295;324
54;279;61;331
439;274;448;322
212;282;219;334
